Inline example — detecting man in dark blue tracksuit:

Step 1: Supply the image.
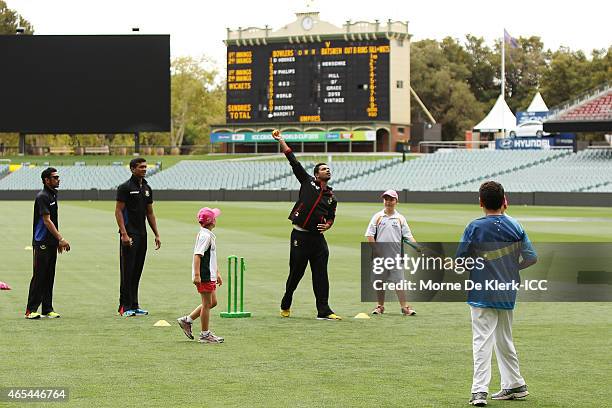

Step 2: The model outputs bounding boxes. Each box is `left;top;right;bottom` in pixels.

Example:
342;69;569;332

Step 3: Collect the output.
272;130;340;320
26;167;71;319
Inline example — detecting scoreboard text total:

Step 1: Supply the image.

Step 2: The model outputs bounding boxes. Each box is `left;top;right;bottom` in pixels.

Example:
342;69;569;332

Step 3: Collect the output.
226;39;390;123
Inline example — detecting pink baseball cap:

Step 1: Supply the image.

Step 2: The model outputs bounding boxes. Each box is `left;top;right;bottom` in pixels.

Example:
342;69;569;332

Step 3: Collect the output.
381;189;399;200
197;207;221;225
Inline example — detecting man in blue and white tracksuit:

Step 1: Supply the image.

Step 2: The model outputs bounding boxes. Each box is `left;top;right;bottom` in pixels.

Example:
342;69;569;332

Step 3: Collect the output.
456;181;537;407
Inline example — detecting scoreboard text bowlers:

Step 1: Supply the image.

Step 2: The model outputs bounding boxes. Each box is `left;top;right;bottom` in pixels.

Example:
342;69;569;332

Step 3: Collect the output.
227;39;390;123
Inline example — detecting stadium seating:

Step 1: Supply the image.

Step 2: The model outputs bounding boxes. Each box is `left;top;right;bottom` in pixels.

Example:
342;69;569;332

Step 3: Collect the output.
255;159;401;190
0;150;609;193
0;165;157;190
146;160;308;190
147;159;399;190
443;149;612;192
583;183;612;192
557;91;612;121
332;150;571;191
547;82;612;124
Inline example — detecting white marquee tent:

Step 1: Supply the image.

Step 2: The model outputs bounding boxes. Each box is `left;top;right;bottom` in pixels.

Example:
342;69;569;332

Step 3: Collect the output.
526;92;549;112
473;94;516;132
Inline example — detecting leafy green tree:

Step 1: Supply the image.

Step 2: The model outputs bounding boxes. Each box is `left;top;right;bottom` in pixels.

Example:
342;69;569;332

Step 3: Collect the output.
540;47;593;107
0;0;34;34
503;36;549;112
464;35;498;108
588;47;612;88
541;46;611;108
170;56;225;149
440;36;471;81
411;39;485;140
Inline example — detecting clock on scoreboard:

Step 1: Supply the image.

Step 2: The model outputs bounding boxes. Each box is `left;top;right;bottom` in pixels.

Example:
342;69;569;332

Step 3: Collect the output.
226;39;390;124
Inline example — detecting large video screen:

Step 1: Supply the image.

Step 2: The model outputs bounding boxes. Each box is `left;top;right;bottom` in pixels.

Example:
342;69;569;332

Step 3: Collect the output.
226;39;390;123
0;35;170;133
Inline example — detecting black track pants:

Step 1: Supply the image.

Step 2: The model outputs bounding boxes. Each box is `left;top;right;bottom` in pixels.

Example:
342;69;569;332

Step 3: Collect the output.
119;233;147;311
26;245;57;315
281;229;334;317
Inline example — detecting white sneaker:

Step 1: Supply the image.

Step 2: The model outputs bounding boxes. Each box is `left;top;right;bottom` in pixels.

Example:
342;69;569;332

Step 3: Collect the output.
177;316;194;340
469;392;488;406
491;385;529;400
199;331;224;344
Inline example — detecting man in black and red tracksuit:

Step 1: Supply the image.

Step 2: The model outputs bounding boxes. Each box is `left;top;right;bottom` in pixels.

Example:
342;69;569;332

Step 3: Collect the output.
272;130;341;320
26;167;71;319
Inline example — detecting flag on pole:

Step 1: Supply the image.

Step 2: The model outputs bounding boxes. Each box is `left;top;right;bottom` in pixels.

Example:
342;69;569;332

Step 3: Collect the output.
504;29;519;48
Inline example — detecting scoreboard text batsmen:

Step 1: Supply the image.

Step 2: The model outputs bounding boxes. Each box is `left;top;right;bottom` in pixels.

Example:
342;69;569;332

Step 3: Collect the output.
227;39;390;123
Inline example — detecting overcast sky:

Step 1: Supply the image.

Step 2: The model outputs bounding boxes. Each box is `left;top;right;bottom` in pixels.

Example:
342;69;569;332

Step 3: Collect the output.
7;0;611;70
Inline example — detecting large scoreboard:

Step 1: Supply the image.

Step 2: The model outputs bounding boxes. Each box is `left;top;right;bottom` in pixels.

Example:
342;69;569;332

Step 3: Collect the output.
226;39;390;124
0;35;170;133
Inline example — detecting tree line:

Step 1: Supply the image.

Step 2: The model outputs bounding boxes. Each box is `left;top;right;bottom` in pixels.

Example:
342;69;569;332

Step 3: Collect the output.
411;35;610;140
1;1;610;148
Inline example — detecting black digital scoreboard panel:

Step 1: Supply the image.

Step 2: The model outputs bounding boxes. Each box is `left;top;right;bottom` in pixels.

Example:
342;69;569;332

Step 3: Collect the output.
0;35;170;133
227;39;390;124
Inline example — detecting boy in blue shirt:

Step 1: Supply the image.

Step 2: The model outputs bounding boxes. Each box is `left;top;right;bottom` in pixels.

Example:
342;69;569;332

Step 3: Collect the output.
457;181;537;407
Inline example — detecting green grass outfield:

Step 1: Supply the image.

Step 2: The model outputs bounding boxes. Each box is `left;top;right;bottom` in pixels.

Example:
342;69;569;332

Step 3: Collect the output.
1;201;611;407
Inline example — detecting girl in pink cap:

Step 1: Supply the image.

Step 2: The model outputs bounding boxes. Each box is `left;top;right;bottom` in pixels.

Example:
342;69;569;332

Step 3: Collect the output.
177;207;224;344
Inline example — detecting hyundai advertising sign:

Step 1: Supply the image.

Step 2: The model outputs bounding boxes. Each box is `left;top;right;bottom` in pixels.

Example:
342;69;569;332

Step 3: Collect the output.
496;134;577;150
496;137;551;150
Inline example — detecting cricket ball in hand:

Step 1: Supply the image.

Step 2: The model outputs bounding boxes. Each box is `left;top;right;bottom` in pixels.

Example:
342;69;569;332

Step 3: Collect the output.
272;129;280;137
